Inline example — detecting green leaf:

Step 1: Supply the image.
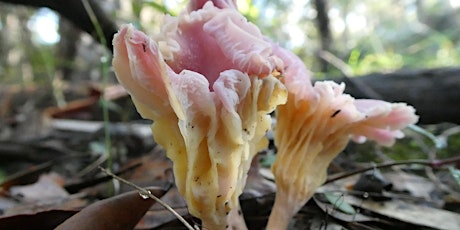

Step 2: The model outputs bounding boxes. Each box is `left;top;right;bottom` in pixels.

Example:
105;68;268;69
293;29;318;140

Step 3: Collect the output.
408;124;446;149
324;192;356;215
90;141;108;155
143;0;174;16
448;166;460;186
259;150;276;167
99;98;122;113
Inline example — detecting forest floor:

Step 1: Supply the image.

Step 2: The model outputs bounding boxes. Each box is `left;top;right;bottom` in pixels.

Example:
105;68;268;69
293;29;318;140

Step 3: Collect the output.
1;83;460;230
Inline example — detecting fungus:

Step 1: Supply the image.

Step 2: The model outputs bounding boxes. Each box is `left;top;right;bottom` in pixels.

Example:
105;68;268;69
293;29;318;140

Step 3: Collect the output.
266;46;418;229
112;1;287;229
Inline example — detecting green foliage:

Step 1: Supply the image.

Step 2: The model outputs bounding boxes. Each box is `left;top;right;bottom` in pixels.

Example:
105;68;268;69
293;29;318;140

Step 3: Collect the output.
438;130;460;159
324;192;356;215
384;139;427;161
348;49;404;75
449;166;460;186
0;169;6;184
244;0;460;76
259;150;277;167
238;0;260;23
143;0;175;16
354;125;460;163
3;0;459;83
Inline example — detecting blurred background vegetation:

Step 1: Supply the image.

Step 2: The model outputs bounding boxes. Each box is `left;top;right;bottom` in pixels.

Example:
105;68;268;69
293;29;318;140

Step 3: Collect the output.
1;0;460;87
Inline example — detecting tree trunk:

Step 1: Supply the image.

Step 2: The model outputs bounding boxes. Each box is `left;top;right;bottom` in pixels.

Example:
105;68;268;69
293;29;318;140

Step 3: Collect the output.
313;0;332;72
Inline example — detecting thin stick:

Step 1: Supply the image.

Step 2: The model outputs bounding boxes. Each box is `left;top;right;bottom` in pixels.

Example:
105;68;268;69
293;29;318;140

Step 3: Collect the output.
325;155;460;184
81;0;113;173
98;166;197;230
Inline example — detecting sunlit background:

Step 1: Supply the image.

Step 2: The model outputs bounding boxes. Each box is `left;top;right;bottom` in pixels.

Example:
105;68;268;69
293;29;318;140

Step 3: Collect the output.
1;0;460;84
28;8;60;45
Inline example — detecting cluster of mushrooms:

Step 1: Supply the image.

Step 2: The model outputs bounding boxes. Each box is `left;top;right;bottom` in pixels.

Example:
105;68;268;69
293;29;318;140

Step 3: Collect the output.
112;0;419;229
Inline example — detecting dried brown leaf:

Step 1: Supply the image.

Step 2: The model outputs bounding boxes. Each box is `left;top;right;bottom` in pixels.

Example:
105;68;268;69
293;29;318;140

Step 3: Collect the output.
55;187;166;230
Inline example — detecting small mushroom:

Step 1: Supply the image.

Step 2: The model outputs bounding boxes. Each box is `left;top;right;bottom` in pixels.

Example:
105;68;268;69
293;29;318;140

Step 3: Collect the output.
266;47;418;229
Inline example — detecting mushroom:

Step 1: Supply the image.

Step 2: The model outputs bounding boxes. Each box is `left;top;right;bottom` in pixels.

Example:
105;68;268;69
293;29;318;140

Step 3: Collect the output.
112;1;287;229
266;46;419;229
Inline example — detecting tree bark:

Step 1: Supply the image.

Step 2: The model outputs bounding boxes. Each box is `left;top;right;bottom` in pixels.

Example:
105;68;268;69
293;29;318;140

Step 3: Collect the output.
325;67;460;124
313;0;332;72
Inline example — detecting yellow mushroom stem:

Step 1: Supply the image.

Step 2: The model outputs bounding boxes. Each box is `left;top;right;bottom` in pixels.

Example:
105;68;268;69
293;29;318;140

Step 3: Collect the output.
267;81;364;229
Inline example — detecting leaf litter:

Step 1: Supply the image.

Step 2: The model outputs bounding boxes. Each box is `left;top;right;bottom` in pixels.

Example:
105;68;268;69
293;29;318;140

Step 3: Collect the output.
0;82;460;229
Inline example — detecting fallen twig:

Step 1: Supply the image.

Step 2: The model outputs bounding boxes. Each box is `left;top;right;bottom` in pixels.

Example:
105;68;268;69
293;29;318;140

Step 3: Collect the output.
326;155;460;184
98;166;197;230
